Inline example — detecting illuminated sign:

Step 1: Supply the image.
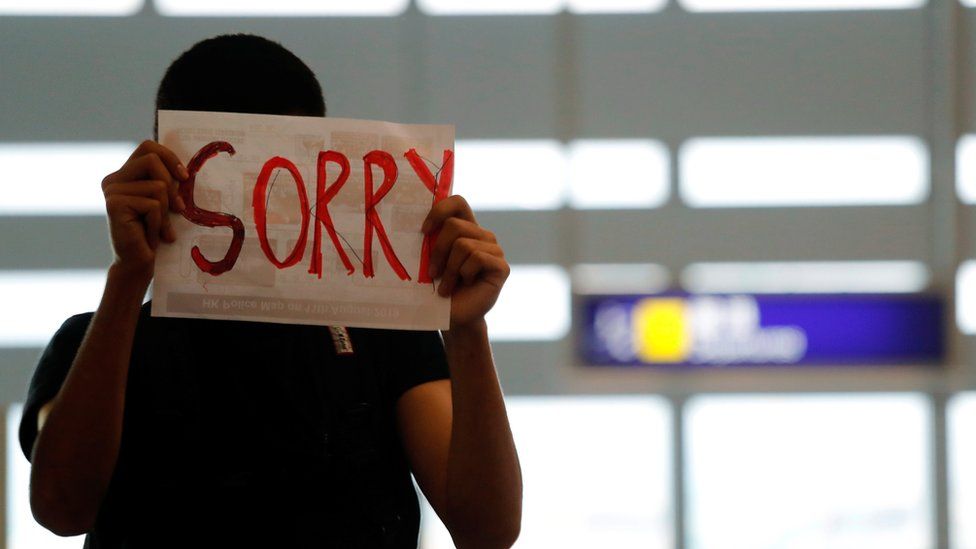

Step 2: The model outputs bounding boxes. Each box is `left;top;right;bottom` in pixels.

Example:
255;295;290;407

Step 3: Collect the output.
580;294;943;366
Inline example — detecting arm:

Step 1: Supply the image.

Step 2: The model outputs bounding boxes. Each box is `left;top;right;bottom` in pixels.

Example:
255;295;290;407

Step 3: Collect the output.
397;197;522;548
29;141;187;535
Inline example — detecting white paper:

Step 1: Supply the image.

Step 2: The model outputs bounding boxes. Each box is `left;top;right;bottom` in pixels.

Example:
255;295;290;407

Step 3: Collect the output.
152;110;454;330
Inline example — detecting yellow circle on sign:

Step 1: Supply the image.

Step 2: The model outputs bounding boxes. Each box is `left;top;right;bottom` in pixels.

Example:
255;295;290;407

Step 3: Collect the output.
633;298;691;363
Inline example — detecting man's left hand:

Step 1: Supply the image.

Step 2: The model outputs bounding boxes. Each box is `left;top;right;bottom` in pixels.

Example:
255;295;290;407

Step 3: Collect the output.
422;195;509;330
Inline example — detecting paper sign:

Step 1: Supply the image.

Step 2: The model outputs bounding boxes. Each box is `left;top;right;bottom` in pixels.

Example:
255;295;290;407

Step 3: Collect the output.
151;110;454;330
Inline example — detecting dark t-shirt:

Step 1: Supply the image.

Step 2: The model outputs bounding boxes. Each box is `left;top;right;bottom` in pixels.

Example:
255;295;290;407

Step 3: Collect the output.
19;302;450;548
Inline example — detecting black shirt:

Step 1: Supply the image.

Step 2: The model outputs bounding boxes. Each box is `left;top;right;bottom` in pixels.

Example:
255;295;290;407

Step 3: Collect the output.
18;302;450;548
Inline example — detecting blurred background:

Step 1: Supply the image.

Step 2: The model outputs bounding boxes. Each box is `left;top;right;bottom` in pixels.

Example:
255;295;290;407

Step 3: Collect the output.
3;0;976;547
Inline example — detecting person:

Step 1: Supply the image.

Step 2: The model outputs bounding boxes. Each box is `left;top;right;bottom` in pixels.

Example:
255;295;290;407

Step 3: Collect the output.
19;34;522;549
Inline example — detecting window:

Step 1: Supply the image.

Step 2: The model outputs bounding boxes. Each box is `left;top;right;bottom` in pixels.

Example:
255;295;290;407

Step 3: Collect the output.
417;0;563;15
486;265;570;341
0;270;106;347
956;260;976;334
568;139;670;209
679;136;929;207
572;263;671;294
949;392;976;549
681;261;930;294
0;0;142;15
679;0;924;11
154;0;407;16
420;396;673;548
0;143;134;215
454;140;566;211
567;0;668;12
956;134;976;204
685;394;932;549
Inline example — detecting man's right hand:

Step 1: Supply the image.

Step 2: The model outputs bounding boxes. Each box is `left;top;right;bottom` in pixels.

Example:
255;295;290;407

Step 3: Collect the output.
101;140;189;282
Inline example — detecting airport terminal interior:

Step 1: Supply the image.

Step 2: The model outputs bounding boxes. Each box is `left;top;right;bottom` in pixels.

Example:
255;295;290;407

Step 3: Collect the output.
3;1;976;547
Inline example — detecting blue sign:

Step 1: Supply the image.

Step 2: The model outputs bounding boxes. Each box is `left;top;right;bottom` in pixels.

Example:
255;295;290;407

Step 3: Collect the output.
580;294;944;367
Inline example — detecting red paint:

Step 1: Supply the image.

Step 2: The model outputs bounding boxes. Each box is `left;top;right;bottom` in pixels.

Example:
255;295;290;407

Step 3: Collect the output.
252;156;310;269
309;151;355;278
180;144;454;281
404;148;454;283
180;141;245;276
363;151;410;280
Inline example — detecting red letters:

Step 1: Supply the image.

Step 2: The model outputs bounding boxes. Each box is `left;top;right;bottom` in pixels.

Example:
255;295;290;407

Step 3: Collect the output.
252;157;310;269
404;148;454;283
180;141;245;276
309;151;355;278
183;142;451;281
363;151;410;281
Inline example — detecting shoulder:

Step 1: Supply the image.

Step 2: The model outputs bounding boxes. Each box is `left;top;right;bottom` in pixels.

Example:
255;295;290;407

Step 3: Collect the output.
351;328;449;403
48;301;161;350
353;327;443;347
350;328;445;364
18;311;95;461
56;311;95;339
37;311;96;362
31;310;96;385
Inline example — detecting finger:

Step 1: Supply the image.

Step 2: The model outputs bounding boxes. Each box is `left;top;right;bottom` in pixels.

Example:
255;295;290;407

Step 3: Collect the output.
128;140;190;181
422;195;475;234
117;141;188;210
107;181;174;243
104;180;168;202
104;180;175;242
437;239;474;297
123;196;163;250
458;251;508;287
142;201;163;251
114;153;185;213
429;217;495;278
438;238;502;296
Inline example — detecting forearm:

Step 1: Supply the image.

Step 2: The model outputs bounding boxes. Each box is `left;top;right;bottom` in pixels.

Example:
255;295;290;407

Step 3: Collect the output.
442;321;522;548
30;264;148;535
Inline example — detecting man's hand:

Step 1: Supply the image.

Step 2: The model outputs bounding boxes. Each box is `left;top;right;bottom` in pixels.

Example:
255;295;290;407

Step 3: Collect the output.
101;140;188;283
422;196;509;329
406;195;522;546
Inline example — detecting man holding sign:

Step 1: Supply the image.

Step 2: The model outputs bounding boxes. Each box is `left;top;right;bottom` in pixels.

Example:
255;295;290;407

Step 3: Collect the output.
19;34;522;548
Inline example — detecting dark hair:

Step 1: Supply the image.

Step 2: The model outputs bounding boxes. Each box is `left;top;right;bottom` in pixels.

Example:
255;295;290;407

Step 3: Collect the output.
155;34;325;135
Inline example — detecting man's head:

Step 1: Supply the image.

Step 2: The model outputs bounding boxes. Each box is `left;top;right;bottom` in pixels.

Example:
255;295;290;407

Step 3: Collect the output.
155;34;325;136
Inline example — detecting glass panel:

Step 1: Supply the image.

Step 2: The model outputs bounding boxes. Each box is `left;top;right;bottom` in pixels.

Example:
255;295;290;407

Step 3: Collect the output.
679;136;928;207
680;0;924;11
0;270;105;347
681;261;930;294
567;0;668;12
417;0;562;15
154;0;407;16
949;392;976;548
572;263;671;295
685;394;932;549
0;143;134;215
454;140;566;211
0;0;142;15
568;139;669;209
956;134;976;204
487;265;570;341
956;260;976;334
420;395;673;548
